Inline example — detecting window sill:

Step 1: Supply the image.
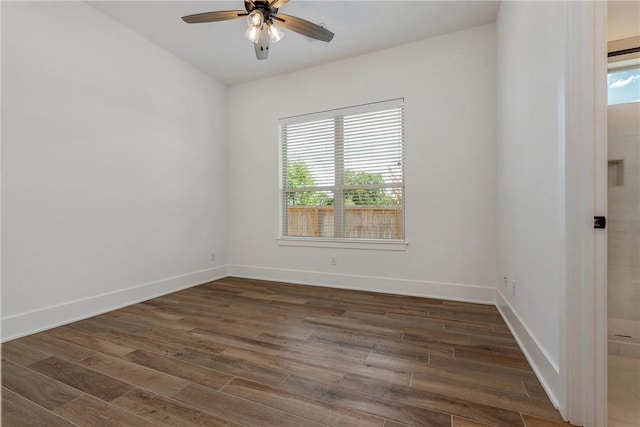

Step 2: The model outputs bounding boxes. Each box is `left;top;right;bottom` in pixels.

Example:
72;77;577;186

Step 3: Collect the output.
277;237;408;251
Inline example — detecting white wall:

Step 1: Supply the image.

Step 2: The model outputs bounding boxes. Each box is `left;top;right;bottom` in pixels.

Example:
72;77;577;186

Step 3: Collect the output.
1;2;229;340
227;24;499;301
496;0;567;405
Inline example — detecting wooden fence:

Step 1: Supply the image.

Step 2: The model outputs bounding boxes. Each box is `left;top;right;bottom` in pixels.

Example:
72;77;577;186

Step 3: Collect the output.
286;206;403;239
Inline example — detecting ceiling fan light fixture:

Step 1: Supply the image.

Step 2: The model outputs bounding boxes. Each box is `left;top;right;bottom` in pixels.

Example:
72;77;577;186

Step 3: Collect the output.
247;10;264;28
182;1;335;60
245;25;261;43
268;22;284;42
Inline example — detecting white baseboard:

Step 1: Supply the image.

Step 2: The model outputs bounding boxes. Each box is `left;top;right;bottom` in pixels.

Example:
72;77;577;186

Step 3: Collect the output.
1;265;229;342
495;289;561;409
228;265;496;304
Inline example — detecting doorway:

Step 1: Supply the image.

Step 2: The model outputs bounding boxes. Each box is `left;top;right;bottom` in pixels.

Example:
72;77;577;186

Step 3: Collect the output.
606;3;640;426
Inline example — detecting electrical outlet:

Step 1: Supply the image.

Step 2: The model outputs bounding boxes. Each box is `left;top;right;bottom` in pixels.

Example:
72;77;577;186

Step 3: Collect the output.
503;275;509;288
511;279;517;297
210;253;216;262
330;255;337;265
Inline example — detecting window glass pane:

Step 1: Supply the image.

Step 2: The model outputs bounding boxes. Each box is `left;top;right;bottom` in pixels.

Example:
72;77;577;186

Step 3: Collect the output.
344;204;403;240
344;184;401;207
284;119;335;187
286;192;334;238
343;107;404;217
343;109;403;183
285;190;333;206
608;67;640;105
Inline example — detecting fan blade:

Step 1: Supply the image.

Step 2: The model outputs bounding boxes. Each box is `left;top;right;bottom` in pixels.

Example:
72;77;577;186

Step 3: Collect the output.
254;27;270;60
182;10;246;24
269;0;289;8
276;13;334;42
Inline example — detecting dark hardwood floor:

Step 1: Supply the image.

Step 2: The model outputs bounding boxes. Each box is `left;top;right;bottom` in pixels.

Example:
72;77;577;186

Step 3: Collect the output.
2;277;571;426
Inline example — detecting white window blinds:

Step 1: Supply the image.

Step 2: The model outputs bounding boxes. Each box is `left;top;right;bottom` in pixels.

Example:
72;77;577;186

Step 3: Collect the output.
280;99;405;241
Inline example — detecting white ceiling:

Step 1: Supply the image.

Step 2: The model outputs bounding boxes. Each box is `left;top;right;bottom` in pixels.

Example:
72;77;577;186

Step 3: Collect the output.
90;1;500;86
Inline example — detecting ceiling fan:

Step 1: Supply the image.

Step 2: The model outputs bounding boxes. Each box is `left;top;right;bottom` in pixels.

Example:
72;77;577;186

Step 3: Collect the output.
181;0;334;60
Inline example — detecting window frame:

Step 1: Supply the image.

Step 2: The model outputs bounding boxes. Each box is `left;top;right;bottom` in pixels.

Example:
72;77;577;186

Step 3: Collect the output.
607;37;640;106
278;99;407;251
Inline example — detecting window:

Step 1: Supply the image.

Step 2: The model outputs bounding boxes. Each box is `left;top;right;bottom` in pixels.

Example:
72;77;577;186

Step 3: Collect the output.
608;66;640;105
280;99;405;244
607;36;640;106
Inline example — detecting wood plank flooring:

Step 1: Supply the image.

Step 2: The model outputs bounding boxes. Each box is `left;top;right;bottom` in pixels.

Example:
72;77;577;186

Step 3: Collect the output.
2;277;571;426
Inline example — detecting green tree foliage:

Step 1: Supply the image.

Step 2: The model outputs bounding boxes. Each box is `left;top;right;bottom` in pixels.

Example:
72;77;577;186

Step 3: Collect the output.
344;170;395;206
286;162;329;206
287;162;397;206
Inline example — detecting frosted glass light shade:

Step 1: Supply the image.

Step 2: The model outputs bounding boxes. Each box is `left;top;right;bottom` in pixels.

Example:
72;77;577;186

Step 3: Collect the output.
268;22;284;42
245;25;261;43
247;10;263;28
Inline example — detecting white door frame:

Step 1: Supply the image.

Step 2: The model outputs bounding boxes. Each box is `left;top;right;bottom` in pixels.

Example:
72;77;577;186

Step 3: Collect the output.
562;1;608;426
